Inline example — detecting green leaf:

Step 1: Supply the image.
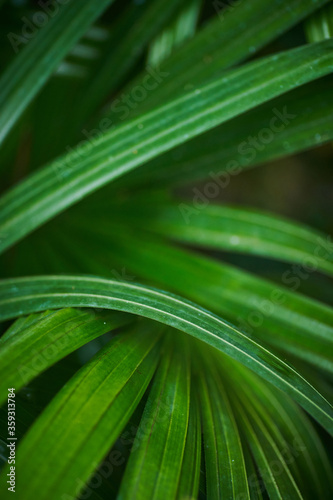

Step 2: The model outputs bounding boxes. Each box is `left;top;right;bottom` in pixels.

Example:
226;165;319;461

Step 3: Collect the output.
1;39;333;254
1;309;52;341
69;0;184;133
176;390;201;500
118;333;190;500
306;2;333;42
119;199;333;277
0;320;161;500
235;400;304;500
197;355;250;499
0;307;130;405
147;0;202;68
221;357;333;498
0;0;114;146
0;354;82;440
0;274;332;435
118;77;333;189
104;0;332;120
1;0;332;497
243;444;265;500
67;224;333;373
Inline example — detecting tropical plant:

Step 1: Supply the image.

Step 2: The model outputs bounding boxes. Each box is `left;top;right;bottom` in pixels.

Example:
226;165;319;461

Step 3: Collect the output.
0;0;332;499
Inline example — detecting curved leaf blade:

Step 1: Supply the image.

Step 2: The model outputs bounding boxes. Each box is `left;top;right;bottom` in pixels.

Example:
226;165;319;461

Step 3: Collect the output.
119;77;333;189
1;40;333;253
118;334;190;500
121;200;333;277
0;321;161;500
104;0;332;121
0;307;130;405
69;224;333;373
198;357;250;499
0;274;332;434
69;0;184;132
220;355;333;498
0;0;115;146
235;400;304;500
176;390;201;500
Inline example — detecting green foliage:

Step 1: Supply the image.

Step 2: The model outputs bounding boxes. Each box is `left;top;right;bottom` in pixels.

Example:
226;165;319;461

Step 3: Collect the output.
0;1;332;499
